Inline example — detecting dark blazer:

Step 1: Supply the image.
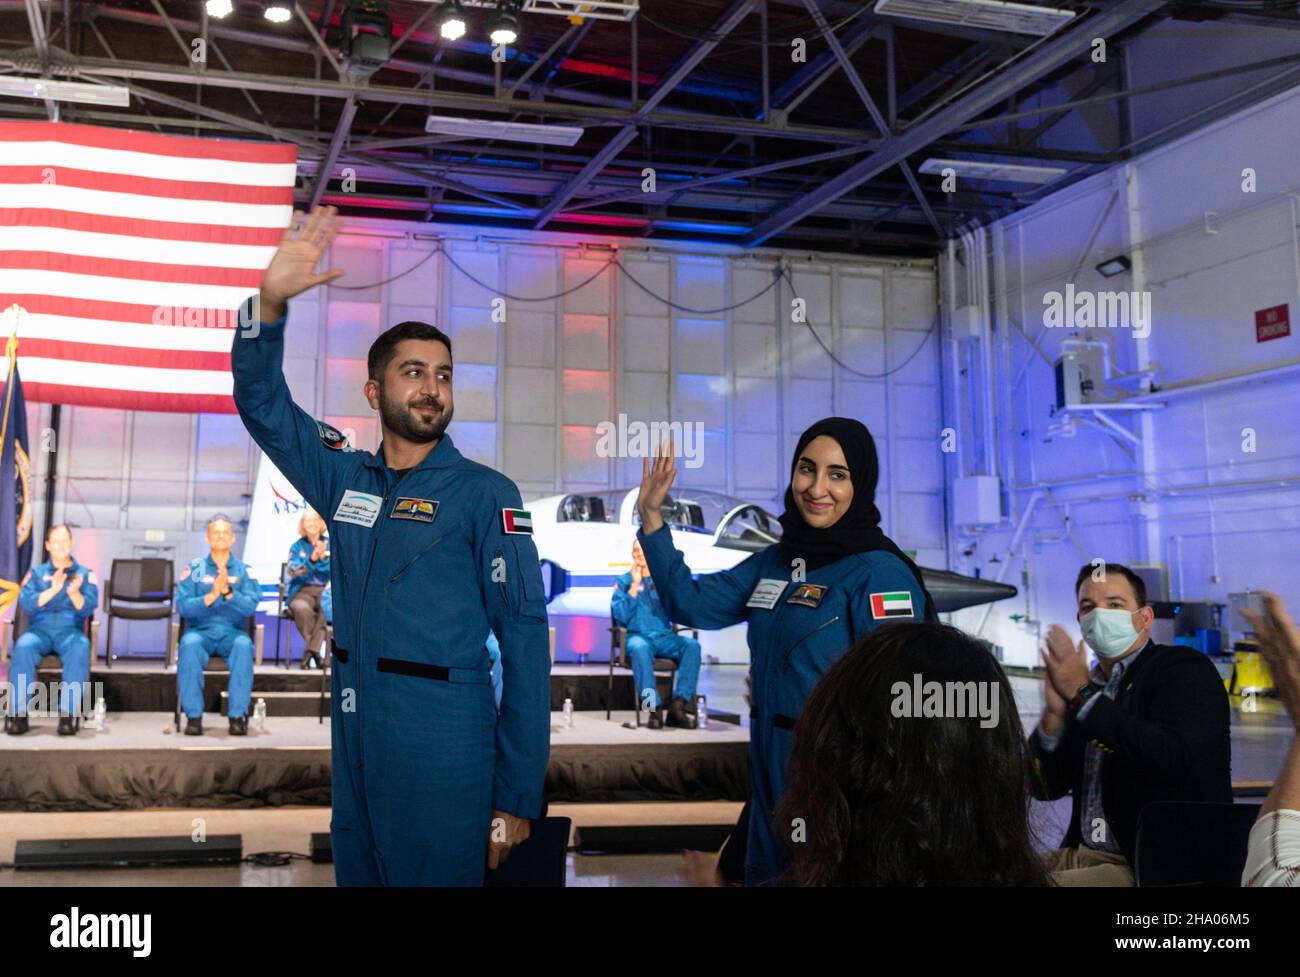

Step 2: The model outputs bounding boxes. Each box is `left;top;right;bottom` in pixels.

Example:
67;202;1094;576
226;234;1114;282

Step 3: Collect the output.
1029;640;1232;863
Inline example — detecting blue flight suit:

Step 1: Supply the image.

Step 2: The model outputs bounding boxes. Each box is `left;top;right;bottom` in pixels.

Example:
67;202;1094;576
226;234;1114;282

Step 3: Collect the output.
231;300;551;887
286;534;331;600
484;632;503;711
321;582;333;624
176;554;260;720
11;559;97;716
610;571;700;709
637;524;927;886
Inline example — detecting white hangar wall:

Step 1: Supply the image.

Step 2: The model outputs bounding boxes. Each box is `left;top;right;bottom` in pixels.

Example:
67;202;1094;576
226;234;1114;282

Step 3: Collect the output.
946;85;1300;668
33;225;946;659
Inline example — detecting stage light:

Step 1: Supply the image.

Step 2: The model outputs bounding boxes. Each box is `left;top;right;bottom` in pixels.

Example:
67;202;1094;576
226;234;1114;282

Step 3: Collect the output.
340;1;393;77
1095;255;1131;278
0;76;130;107
264;1;292;23
205;0;234;18
437;0;468;41
489;1;520;46
424;114;584;146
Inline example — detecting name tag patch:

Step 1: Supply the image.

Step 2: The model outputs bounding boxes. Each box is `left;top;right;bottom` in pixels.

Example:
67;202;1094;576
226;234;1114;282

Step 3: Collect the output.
746;578;788;610
334;489;383;528
391;497;439;523
786;584;828;608
870;591;914;619
501;508;533;535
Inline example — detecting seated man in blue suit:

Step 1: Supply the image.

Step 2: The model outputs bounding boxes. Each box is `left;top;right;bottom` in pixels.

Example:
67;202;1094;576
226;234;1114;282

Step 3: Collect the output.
611;540;701;729
176;514;261;736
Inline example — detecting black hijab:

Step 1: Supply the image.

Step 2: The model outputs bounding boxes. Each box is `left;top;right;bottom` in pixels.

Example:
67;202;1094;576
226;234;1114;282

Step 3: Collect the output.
778;417;937;621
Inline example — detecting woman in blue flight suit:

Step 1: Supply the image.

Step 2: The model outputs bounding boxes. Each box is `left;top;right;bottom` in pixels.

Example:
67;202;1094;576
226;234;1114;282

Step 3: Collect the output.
6;524;98;736
286;509;331;668
636;417;937;885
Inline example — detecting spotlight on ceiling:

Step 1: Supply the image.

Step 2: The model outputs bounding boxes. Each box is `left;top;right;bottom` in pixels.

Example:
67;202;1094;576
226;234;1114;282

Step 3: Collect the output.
340;1;393;77
1095;255;1132;278
263;1;292;23
437;0;468;41
489;1;521;46
205;0;234;18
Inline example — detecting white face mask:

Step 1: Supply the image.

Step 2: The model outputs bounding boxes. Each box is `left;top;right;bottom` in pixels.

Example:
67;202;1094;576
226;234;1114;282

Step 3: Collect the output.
1080;607;1146;660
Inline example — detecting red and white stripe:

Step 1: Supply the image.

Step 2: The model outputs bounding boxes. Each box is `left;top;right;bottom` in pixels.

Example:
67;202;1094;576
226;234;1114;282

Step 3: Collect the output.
0;121;297;413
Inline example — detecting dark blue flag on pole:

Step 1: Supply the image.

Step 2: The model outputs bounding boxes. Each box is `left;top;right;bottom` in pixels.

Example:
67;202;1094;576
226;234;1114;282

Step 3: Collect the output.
0;320;34;614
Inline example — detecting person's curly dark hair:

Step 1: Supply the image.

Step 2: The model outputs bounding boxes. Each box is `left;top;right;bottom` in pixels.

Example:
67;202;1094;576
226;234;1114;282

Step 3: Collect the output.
775;621;1050;886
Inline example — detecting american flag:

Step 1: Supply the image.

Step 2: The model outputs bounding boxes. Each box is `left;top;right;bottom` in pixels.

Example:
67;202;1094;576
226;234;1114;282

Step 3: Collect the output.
0;121;297;413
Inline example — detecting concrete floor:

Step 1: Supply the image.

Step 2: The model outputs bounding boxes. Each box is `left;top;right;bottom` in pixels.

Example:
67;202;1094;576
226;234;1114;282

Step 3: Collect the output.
0;664;1291;886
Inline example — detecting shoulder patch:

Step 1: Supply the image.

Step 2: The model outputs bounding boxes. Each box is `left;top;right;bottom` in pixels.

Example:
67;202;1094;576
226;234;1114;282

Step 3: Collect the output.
869;591;914;620
316;419;349;451
85;570;97;586
501;508;533;535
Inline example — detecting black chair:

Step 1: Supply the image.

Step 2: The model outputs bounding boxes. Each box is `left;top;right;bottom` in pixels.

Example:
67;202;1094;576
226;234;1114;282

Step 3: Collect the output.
1;605;99;732
1134;801;1261;887
605;621;698;724
273;561;293;667
484;816;572;887
168;613;264;732
103;558;174;667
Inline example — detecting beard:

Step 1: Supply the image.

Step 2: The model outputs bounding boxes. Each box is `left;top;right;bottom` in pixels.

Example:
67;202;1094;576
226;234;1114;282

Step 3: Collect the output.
379;385;453;444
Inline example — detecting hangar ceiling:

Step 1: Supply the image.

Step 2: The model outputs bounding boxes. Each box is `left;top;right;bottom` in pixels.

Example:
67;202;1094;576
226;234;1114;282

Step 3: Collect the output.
1;0;1298;255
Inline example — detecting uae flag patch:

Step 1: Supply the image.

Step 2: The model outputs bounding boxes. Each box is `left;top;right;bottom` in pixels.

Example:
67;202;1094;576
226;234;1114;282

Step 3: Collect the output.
870;591;914;620
501;508;533;535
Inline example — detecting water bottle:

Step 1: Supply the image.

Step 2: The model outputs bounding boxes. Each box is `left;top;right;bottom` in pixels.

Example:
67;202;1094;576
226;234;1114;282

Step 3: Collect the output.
254;698;267;731
562;697;574;728
93;696;106;730
696;694;709;729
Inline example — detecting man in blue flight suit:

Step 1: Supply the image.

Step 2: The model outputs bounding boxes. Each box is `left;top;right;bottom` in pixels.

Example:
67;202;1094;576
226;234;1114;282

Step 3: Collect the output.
231;206;550;886
611;539;700;729
176;514;261;736
6;524;97;736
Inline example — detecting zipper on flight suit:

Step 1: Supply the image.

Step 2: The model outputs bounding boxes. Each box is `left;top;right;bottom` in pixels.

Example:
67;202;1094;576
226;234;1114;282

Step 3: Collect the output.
780;614;841;671
353;475;395;776
389;535;443;582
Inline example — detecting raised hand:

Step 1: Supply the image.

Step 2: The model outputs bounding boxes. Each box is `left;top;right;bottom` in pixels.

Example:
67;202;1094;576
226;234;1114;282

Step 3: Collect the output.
259;206;345;321
636;438;677;534
1244;593;1300;731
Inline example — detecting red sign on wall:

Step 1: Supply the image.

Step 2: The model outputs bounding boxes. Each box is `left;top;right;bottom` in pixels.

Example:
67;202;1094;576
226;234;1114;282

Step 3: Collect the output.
1256;304;1291;343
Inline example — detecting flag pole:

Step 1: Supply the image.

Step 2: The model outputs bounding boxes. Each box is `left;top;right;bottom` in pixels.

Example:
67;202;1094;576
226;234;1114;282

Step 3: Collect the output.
0;304;22;452
0;305;21;618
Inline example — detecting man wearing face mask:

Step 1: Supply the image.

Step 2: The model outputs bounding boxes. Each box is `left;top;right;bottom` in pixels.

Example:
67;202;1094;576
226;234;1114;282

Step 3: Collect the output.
1030;562;1232;885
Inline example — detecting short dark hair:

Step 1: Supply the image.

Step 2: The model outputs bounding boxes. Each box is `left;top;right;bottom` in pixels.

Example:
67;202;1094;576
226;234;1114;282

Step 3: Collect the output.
367;321;453;381
44;523;72;544
1074;562;1147;607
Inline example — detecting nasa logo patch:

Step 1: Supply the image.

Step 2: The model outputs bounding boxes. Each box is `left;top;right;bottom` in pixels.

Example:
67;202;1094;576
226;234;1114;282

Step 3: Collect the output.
316;420;348;451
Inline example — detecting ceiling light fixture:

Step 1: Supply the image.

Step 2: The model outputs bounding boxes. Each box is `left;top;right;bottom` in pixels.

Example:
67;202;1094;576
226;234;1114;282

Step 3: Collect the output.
0;76;131;107
437;0;469;40
424;114;583;146
264;2;293;24
488;0;520;46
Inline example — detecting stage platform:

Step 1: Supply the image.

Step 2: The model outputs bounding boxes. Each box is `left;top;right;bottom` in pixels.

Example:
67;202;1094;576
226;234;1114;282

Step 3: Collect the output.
0;711;750;812
21;661;689;716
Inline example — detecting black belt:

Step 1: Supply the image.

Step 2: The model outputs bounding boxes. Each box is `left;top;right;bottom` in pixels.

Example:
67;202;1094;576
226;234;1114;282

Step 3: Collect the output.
377;657;491;685
378;657;449;681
